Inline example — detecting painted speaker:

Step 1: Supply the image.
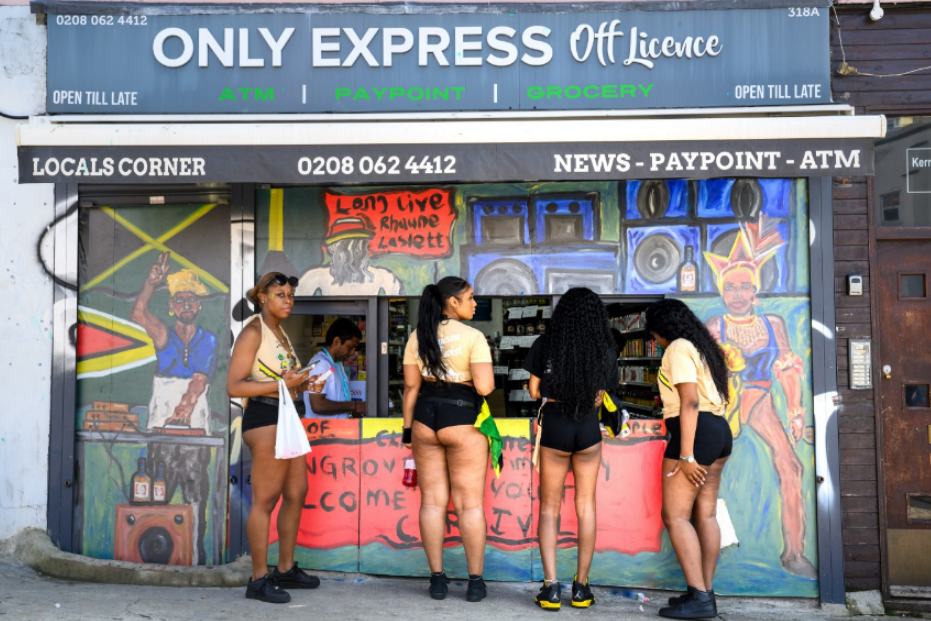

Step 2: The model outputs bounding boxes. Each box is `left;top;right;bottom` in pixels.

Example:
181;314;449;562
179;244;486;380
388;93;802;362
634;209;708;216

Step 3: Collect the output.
625;225;700;294
114;504;194;566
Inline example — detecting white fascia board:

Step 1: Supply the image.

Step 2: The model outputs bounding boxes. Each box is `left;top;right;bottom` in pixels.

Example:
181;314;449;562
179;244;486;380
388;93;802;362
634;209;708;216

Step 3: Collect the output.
17;114;886;147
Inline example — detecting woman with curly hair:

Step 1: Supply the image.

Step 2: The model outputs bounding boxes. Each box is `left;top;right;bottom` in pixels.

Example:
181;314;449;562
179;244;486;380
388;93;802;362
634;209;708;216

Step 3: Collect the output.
522;287;618;611
645;299;730;620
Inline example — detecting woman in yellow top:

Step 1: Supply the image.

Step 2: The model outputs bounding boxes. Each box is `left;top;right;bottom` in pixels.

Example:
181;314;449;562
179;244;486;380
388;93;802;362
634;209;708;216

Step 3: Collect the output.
645;299;730;621
402;276;495;603
227;273;324;604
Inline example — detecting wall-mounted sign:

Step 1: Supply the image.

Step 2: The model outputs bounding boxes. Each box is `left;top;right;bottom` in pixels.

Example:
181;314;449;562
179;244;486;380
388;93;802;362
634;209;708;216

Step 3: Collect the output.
45;4;831;114
18;138;872;184
849;338;873;390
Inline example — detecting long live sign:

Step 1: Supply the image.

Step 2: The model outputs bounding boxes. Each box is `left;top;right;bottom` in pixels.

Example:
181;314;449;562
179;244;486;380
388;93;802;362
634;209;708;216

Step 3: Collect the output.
45;4;831;114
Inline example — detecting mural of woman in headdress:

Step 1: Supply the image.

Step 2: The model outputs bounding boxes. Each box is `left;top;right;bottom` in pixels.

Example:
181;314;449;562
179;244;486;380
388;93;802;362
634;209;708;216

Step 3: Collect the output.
703;216;816;580
296;217;402;296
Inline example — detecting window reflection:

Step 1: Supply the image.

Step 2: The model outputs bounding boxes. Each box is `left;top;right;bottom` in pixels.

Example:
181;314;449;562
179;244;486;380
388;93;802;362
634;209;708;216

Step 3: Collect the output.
876;117;931;227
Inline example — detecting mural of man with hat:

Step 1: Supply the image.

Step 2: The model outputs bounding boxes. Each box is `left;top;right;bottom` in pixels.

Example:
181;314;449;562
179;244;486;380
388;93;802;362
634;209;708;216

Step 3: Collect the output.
131;251;218;432
296;216;402;296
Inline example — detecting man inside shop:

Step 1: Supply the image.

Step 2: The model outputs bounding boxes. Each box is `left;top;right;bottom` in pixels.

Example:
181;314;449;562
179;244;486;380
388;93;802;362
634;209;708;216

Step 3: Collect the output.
303;318;367;418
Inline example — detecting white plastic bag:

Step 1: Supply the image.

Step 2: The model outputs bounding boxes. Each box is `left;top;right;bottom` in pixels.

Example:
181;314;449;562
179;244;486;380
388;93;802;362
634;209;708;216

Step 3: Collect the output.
717;498;739;549
275;380;312;460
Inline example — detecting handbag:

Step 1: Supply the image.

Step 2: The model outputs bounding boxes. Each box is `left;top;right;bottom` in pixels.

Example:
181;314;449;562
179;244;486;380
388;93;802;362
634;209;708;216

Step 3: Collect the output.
275;380;312;460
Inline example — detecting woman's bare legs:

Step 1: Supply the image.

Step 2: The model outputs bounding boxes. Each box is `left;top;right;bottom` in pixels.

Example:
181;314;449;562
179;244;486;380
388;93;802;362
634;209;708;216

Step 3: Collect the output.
275;450;309;573
442;424;490;576
412;420;450;573
538;446;572;582
243;426;292;581
571;443;602;584
661;458;706;591
690;458;728;590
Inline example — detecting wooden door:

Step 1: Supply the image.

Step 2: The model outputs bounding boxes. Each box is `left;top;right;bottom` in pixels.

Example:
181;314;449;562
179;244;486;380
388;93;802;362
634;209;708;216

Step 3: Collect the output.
878;240;931;599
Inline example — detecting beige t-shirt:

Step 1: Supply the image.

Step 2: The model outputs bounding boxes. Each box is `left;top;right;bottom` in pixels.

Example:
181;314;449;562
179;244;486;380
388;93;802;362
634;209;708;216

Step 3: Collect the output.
657;338;725;420
403;320;492;383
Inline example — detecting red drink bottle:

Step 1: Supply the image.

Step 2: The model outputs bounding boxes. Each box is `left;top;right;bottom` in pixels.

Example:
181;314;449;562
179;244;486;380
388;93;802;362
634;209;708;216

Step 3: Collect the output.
402;455;418;488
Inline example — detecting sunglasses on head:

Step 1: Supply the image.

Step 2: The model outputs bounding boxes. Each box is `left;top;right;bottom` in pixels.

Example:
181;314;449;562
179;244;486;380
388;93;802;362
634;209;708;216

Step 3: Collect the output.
270;274;299;287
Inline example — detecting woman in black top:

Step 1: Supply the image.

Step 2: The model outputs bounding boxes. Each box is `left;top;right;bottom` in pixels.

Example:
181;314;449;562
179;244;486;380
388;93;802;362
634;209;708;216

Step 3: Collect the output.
522;287;618;611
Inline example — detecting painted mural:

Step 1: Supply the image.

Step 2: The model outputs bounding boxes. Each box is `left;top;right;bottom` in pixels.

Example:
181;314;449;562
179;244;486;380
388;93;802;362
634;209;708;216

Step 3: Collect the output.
256;179;817;596
75;204;231;566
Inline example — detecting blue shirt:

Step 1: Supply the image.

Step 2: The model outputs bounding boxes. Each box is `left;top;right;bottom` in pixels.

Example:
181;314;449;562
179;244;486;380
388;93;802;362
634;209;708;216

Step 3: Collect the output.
155;327;218;379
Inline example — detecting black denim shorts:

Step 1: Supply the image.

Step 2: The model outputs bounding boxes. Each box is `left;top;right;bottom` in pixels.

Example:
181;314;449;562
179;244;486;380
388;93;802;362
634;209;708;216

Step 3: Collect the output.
242;397;306;434
413;383;480;431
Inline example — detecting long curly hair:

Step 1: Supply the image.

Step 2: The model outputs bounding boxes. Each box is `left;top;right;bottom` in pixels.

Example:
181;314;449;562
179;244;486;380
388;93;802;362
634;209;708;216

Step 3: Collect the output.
544;288;616;420
645;299;729;403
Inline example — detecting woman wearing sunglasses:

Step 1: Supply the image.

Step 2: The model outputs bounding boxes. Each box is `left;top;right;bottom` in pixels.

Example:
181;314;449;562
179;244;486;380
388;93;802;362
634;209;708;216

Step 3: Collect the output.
228;272;324;604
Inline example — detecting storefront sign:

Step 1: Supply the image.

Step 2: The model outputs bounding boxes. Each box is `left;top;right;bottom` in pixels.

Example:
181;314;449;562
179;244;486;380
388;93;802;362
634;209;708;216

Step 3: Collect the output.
46;5;831;114
19;138;873;184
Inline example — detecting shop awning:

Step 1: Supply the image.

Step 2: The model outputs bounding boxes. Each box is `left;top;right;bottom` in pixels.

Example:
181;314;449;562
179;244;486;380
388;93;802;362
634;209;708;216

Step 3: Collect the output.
17;107;885;184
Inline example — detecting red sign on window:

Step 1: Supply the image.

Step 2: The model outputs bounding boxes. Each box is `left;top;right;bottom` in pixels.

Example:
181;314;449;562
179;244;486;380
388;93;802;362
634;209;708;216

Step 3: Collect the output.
323;189;457;259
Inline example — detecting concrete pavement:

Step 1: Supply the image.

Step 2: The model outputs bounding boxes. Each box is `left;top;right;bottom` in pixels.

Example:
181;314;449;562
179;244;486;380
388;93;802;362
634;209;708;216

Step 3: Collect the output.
0;552;895;621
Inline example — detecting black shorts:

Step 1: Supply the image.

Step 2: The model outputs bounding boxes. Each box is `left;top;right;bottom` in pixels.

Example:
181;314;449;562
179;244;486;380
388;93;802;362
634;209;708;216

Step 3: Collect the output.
539;402;602;453
242;397;306;434
414;383;479;432
663;412;733;466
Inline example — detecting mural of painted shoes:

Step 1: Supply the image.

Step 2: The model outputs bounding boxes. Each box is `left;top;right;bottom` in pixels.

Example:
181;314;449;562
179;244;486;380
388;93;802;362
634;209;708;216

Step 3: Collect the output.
535;581;561;611
781;553;818;580
658;588;716;620
428;571;451;600
271;562;321;589
245;575;291;604
466;576;487;602
668;587;714;605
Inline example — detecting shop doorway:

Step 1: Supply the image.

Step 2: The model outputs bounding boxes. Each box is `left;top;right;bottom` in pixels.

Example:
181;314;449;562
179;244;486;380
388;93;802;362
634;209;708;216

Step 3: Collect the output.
878;240;931;598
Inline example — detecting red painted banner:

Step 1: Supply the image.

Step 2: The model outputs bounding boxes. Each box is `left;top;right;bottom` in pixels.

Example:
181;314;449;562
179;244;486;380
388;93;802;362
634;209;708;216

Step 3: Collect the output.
269;419;666;557
323;189;456;259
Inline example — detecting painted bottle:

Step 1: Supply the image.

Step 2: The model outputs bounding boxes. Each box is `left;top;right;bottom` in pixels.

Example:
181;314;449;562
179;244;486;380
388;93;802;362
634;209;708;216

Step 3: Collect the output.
132;457;151;504
153;462;167;504
678;245;698;293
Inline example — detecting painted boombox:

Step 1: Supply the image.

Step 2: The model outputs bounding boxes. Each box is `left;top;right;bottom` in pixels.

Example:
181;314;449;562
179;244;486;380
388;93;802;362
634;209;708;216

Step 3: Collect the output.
622;179;793;295
464;192;620;295
114;504;194;566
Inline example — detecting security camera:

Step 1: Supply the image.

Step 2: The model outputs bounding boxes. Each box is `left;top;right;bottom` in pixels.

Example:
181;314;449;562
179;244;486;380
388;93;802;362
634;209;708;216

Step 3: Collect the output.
870;0;884;21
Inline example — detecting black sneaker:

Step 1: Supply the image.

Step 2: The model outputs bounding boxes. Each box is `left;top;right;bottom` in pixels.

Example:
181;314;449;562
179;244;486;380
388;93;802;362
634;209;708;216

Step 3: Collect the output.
245;575;291;604
271;562;321;589
466;575;487;602
658;588;716;620
571;576;594;608
535;581;561;611
429;572;450;600
668;587;714;605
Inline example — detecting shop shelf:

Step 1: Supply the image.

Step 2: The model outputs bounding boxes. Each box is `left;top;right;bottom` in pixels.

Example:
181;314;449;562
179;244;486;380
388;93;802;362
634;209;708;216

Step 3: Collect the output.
619;401;657;412
619;357;662;362
619;381;658;389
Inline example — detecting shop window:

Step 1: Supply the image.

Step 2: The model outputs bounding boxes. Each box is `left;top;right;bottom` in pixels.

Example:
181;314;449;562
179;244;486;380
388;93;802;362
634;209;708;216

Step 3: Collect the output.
901;274;927;298
881;192;900;225
904;384;930;409
907;494;931;524
876;117;931;227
